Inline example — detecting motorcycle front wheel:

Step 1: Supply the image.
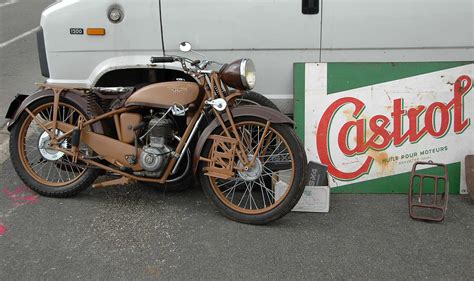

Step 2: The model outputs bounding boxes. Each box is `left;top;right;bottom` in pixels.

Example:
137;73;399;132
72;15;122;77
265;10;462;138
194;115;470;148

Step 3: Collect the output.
199;116;307;224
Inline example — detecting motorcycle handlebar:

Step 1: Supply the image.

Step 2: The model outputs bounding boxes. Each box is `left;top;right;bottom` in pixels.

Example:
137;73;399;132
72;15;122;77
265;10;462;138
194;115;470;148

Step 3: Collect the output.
150;56;176;63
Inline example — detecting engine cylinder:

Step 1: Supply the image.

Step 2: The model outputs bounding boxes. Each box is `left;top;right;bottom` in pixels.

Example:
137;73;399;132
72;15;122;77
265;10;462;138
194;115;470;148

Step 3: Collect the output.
137;117;174;175
148;117;174;145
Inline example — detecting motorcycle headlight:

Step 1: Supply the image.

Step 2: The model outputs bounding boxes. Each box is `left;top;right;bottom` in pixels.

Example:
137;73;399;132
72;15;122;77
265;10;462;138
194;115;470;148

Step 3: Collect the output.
240;58;256;90
220;58;256;90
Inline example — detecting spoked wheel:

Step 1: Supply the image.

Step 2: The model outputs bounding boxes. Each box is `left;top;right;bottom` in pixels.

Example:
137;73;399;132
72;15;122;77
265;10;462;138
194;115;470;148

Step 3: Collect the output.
199;117;307;224
10;97;99;197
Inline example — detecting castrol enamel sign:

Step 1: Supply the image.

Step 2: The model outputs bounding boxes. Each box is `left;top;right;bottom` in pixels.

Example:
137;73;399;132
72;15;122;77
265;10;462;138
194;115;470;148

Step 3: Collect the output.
297;63;474;193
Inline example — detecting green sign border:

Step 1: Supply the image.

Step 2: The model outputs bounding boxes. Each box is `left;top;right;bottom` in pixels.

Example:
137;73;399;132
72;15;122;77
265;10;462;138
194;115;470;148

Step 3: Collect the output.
294;63;306;144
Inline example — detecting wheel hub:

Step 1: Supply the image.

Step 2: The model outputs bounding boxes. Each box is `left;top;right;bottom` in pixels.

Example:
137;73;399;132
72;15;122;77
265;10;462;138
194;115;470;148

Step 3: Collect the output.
38;131;67;161
238;155;263;181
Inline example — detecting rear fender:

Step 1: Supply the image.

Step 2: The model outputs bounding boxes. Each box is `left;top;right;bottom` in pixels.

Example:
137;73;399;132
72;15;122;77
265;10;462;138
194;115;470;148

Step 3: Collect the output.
192;105;294;174
5;89;104;134
5;94;28;120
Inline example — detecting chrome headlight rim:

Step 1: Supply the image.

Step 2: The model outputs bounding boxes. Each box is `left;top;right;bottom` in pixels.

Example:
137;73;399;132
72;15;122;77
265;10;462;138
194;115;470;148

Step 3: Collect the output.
239;58;256;90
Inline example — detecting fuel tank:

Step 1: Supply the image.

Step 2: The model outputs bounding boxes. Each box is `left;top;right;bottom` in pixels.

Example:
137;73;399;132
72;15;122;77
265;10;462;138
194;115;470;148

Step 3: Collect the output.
125;81;200;108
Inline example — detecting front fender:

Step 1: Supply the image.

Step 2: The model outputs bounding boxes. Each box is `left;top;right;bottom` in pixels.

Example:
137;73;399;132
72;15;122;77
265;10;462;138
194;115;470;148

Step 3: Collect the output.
5;89;104;134
192;105;294;174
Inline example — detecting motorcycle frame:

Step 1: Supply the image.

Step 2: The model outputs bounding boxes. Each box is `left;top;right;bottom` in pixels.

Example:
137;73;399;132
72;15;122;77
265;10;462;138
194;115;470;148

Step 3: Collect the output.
30;72;264;185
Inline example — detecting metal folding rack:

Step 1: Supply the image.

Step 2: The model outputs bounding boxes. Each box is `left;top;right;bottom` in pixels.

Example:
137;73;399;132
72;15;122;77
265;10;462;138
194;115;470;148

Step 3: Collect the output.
408;161;449;222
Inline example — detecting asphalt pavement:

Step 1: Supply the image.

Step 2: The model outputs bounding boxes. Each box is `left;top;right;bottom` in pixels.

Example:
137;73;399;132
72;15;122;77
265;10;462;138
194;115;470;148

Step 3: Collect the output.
1;158;473;280
1;1;473;280
0;0;52;128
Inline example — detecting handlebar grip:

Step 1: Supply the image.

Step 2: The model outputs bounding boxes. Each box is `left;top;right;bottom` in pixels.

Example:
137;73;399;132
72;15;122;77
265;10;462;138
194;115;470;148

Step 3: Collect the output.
150;56;175;63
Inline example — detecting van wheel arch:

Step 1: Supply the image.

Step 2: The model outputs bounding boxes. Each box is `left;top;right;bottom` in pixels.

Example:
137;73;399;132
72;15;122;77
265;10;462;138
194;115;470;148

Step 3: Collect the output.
94;68;197;88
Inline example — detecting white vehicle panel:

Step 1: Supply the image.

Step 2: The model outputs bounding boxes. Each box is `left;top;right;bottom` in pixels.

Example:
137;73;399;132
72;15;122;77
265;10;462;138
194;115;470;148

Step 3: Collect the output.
161;0;321;111
321;0;474;62
162;0;320;50
42;0;162;86
37;0;473;111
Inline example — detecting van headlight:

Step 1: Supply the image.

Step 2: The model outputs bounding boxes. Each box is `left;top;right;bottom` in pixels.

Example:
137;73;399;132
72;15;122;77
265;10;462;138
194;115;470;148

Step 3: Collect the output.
219;58;256;90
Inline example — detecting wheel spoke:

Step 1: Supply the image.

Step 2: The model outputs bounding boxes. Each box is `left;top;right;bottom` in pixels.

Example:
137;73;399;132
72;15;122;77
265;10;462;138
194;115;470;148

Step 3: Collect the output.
222;180;240;198
33;160;49;174
46;161;53;181
28;153;44;165
259;176;274;204
56;162;64;182
217;177;240;188
237;181;251;208
30;159;47;170
262;141;284;166
264;162;292;172
261;166;292;178
248;182;258;210
259;177;267;208
254;176;276;201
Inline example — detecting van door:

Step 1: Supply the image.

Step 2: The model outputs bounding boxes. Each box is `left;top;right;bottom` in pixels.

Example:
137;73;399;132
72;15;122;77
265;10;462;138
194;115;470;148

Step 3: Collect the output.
161;0;322;112
321;0;473;62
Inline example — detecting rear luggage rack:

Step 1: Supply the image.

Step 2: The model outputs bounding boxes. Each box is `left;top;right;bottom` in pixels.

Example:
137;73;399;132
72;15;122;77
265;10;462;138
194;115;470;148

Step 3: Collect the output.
408;161;449;222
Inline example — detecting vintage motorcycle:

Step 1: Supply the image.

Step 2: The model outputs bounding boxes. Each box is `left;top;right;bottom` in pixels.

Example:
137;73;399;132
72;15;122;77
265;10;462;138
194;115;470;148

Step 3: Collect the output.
6;43;307;224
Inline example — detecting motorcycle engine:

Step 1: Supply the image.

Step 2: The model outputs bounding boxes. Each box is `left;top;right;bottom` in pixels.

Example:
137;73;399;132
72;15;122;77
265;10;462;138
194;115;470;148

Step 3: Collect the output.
138;117;174;177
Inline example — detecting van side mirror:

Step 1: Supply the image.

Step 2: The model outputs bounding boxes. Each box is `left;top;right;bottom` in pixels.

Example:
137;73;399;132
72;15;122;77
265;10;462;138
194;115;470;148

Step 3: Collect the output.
179;42;192;52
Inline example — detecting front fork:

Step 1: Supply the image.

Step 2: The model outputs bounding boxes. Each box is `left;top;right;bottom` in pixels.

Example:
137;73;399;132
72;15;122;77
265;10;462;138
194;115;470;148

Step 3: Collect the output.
205;98;272;179
203;72;275;178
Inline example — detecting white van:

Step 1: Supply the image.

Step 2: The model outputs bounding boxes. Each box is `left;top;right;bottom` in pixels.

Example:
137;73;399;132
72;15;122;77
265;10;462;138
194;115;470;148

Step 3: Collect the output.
38;0;473;112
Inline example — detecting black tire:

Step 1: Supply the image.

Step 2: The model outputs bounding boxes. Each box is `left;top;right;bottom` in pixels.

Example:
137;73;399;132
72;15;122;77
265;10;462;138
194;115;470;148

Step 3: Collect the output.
199;116;307;225
237;91;280;111
10;97;100;198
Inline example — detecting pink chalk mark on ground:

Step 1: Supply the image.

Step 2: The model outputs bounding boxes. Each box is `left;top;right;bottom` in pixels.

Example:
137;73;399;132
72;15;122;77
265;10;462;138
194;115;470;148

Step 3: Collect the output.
0;186;39;236
0;224;6;236
2;186;39;206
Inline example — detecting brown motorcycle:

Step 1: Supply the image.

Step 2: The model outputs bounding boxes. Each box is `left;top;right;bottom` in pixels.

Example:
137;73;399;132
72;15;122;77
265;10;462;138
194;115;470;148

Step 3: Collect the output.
5;44;307;224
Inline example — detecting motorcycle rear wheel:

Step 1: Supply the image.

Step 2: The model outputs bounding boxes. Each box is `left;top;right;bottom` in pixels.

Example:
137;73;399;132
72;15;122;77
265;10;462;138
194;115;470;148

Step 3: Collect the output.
199;116;307;224
10;97;100;197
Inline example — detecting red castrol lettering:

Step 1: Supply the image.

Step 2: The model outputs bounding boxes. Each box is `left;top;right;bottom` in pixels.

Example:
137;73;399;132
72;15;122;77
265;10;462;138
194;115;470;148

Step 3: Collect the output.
316;75;472;180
